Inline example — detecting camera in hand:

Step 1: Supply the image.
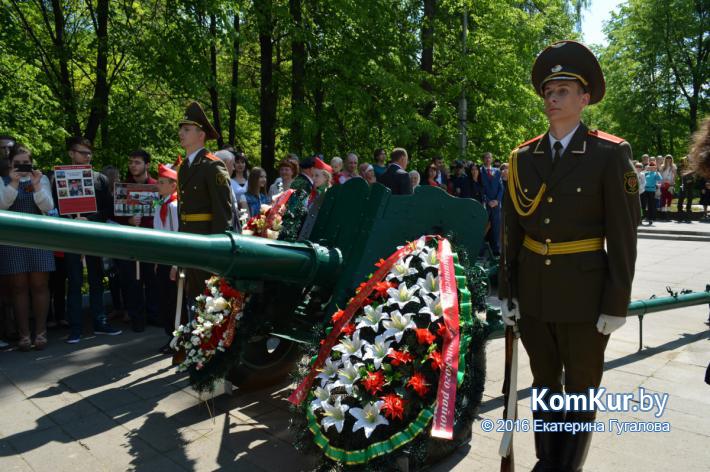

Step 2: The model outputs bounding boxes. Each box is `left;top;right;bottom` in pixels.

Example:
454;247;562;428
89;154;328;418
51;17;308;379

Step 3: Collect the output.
14;164;33;173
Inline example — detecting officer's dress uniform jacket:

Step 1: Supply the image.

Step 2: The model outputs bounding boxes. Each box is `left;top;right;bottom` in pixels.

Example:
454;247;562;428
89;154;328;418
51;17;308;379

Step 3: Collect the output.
499;123;641;323
177;148;232;235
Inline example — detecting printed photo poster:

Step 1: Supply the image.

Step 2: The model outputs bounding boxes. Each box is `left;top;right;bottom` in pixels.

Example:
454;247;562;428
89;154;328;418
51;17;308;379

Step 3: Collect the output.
53;165;97;215
113;183;159;217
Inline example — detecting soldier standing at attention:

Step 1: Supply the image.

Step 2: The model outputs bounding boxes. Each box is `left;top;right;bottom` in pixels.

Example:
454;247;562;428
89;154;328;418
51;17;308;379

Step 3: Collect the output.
498;41;641;472
176;101;232;305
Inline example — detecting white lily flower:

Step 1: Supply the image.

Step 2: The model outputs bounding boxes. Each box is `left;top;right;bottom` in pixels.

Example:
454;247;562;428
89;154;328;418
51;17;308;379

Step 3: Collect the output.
321;397;349;433
416;272;439;295
386;257;417;281
355;304;388;330
419;295;443;321
334;361;363;394
317;357;341;387
350;401;389;438
212;297;229;312
362;334;393;369
386;282;420;309
420;247;439;269
332;331;367;361
310;386;332;411
382;310;416;342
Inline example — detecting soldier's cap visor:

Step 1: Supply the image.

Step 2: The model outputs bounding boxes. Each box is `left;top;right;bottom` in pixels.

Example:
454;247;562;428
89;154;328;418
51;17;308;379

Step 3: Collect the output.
532;40;605;104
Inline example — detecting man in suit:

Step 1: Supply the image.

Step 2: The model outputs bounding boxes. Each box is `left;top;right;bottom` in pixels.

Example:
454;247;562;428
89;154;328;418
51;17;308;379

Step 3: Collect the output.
377;148;412;195
498;40;640;472
480;152;504;255
176;101;232;304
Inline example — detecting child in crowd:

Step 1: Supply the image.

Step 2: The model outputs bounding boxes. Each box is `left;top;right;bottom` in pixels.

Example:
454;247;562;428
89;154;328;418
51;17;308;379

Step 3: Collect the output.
311;158;333;206
153;164;179;353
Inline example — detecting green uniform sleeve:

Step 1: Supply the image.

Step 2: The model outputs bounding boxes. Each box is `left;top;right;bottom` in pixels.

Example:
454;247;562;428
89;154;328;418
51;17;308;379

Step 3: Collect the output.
207;160;233;233
600;141;641;316
498;167;524;301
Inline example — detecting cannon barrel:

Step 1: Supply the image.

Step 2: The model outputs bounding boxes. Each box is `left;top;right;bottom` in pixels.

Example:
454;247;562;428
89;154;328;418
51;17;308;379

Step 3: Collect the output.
0;211;342;286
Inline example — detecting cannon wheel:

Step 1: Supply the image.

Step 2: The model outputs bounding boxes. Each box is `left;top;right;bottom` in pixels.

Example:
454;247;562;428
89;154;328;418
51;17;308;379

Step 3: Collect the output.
227;336;302;391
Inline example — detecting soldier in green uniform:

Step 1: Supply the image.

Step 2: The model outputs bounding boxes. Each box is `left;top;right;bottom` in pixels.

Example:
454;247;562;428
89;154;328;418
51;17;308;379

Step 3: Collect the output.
498;41;641;471
176;101;232;304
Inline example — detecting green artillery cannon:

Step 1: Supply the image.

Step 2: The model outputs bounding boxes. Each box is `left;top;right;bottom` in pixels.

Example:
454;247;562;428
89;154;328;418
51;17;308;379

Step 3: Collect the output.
1;178;708;386
0;179;491;386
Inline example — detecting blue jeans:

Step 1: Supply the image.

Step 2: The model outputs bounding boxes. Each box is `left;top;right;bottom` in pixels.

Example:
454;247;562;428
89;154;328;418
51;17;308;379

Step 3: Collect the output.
65;253;107;336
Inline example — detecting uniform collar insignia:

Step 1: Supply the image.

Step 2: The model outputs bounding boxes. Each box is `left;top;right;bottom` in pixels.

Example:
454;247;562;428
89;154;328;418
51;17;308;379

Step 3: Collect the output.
533;138;545;154
571;141;587;154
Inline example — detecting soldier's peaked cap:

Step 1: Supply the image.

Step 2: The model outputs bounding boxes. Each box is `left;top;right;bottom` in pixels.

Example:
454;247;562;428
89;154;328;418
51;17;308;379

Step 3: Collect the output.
179;101;219;141
531;40;605;104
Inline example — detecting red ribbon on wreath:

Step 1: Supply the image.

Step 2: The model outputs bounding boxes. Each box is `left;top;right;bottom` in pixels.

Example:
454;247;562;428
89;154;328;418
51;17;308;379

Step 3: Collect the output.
288;235;432;405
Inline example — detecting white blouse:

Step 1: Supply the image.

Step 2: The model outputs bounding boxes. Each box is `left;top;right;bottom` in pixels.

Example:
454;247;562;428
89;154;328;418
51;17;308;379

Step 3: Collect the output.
0;175;54;213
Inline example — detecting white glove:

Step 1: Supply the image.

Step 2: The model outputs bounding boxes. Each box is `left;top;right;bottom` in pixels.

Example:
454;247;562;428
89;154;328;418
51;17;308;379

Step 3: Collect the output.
501;299;520;326
596;314;626;335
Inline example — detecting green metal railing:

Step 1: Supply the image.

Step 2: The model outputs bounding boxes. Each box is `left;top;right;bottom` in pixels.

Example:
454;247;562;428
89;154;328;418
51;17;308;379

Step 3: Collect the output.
485;287;710;350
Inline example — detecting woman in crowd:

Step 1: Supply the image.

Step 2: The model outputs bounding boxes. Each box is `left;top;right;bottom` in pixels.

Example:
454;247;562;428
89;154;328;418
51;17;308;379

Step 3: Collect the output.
659;155;676;219
0;145;55;350
231;151;250;203
409;170;420;189
467;163;484;203
642;161;662;225
423;163;444;189
268;160;298;198
240;166;270;218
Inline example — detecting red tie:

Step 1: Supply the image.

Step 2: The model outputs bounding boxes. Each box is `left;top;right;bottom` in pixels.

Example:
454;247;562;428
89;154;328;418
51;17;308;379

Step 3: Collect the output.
488;168;492;177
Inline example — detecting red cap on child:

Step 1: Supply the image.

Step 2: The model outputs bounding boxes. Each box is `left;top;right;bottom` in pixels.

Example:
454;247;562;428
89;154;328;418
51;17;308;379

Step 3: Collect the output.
158;164;177;181
314;157;333;174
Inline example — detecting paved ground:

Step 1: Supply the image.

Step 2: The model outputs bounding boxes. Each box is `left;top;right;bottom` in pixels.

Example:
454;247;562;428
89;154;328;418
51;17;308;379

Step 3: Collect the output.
1;222;709;471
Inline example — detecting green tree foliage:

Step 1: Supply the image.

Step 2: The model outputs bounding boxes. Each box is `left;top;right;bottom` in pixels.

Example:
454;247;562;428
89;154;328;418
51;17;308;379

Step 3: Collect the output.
0;0;578;172
588;0;708;157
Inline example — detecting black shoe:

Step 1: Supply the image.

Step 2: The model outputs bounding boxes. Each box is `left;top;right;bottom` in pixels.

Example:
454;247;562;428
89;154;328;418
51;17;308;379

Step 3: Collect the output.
131;317;145;333
95;323;122;336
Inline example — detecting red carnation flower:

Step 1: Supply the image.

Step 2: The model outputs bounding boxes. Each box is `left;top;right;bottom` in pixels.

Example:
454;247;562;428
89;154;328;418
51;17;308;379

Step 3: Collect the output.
331;309;345;324
373;281;396;298
437;322;449;339
355;281;369;294
340;322;356;336
380;393;405;421
407;372;430;397
362;370;386;395
428;350;443;370
388;349;413;366
219;280;241;299
415;328;436;345
374;258;386;268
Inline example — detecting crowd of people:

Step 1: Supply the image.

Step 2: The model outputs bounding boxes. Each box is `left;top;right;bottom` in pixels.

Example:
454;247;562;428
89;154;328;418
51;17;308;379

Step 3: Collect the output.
1;121;707;353
631;152;710;225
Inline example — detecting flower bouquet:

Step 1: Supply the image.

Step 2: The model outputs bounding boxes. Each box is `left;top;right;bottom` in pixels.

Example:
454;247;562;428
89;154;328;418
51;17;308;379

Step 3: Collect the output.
290;236;484;469
171;276;247;373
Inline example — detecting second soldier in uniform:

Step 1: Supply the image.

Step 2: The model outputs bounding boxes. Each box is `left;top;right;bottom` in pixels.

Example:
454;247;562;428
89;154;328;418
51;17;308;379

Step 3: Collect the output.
176;102;233;305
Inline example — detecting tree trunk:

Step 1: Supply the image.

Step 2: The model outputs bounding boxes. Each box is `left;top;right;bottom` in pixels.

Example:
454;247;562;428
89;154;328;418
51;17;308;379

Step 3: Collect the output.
290;0;305;157
256;0;277;179
50;0;81;137
84;0;110;143
228;12;240;147
313;82;324;153
208;14;224;148
417;0;436;157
